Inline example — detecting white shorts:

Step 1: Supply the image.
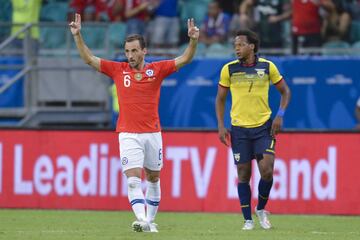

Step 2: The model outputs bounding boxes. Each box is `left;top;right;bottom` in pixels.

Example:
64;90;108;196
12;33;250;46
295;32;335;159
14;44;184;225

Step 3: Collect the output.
119;132;163;172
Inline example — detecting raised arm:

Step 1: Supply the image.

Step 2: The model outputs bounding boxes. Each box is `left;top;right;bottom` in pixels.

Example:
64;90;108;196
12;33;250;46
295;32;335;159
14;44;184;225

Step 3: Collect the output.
124;1;149;19
239;0;255;28
320;0;336;13
239;0;254;15
268;2;292;23
174;18;200;70
69;13;101;71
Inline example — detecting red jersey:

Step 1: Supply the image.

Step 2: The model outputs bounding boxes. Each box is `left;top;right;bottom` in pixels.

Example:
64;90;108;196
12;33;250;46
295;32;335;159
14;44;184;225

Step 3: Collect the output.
292;0;322;35
121;0;149;20
101;59;177;133
70;0;109;19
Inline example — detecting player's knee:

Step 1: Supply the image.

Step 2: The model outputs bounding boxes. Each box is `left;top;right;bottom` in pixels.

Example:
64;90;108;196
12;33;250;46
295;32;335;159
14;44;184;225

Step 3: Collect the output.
237;164;251;182
127;177;141;189
238;176;251;183
146;174;159;183
237;171;251;182
261;168;273;181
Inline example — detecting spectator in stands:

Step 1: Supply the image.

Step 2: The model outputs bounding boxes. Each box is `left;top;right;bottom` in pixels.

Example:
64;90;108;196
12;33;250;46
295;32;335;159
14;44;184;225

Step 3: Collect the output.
68;0;112;22
323;22;344;43
96;0;118;21
109;0;125;22
355;97;360;130
69;0;95;21
115;0;159;36
344;0;360;21
10;0;42;59
323;0;351;41
150;0;180;49
219;0;240;15
237;0;291;48
199;1;231;46
343;0;360;42
291;0;336;54
230;2;254;38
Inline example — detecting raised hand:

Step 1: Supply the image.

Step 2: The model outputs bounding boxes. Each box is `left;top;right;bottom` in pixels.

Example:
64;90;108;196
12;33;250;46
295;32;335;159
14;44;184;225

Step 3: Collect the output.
69;13;81;36
187;18;200;40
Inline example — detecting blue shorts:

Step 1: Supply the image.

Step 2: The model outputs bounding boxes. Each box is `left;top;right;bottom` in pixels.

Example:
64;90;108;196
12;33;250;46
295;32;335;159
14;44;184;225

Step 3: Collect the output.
230;119;275;164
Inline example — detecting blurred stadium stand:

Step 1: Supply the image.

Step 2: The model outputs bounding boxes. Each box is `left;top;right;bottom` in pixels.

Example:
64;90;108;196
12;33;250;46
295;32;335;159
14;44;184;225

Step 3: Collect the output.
350;21;360;43
0;0;12;42
321;41;351;56
179;0;209;28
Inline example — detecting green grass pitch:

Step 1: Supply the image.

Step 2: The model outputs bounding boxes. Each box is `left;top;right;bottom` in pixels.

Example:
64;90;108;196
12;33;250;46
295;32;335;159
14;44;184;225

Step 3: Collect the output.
0;209;359;240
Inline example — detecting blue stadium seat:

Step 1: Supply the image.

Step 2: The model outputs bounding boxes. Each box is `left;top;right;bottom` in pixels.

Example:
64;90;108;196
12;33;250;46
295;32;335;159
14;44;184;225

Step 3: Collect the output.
108;22;127;49
81;26;107;49
352;40;360;48
40;26;66;49
178;42;207;57
180;1;208;29
350;21;360;43
194;0;212;4
282;21;292;48
40;2;68;22
351;41;360;56
205;43;234;58
0;0;12;22
321;41;350;56
0;0;12;41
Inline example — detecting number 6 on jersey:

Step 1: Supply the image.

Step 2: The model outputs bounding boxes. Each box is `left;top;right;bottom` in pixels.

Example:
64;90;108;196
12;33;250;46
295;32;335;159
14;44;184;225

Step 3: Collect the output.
124;75;131;87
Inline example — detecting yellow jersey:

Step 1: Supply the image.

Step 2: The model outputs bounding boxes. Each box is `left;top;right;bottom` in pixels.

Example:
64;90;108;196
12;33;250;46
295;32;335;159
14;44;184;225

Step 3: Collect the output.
219;57;282;128
11;0;42;39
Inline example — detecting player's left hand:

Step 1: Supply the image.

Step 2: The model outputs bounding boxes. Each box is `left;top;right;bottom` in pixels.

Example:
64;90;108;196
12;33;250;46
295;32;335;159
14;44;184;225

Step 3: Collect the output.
69;13;81;36
271;116;283;136
187;18;200;40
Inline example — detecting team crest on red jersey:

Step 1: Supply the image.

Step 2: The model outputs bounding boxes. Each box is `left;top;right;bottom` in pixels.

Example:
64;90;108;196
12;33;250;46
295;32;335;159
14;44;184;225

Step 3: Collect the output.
146;69;154;76
135;73;142;81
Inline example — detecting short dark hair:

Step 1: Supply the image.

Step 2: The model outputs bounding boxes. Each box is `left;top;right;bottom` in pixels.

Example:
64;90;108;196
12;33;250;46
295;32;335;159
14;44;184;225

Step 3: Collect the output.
236;30;260;53
125;34;147;49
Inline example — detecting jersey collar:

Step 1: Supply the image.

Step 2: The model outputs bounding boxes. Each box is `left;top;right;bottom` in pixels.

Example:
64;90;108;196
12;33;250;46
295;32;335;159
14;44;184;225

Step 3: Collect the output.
239;55;258;67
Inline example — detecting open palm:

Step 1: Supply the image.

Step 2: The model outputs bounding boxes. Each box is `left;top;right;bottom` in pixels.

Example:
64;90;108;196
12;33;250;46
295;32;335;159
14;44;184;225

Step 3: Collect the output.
188;18;200;40
69;13;81;35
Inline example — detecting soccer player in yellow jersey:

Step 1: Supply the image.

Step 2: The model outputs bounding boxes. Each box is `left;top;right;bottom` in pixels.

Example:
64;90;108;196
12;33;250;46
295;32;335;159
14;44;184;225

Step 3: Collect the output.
215;30;291;230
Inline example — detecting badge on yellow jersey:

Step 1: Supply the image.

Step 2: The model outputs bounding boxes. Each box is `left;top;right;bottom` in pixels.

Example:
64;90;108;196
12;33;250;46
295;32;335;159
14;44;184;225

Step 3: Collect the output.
255;68;265;78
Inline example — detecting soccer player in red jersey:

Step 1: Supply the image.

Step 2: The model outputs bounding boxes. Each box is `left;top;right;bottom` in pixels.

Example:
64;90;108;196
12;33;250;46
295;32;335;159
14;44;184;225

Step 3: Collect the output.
69;13;199;232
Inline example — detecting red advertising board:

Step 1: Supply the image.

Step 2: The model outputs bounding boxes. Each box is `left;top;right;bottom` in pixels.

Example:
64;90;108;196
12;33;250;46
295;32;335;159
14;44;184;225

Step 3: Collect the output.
0;130;359;215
